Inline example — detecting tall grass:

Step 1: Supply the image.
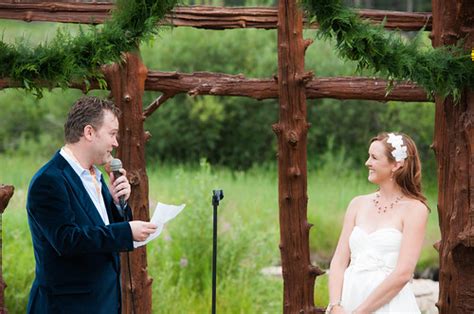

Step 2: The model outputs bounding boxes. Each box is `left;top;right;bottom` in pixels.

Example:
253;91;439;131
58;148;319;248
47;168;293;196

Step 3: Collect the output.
0;154;439;313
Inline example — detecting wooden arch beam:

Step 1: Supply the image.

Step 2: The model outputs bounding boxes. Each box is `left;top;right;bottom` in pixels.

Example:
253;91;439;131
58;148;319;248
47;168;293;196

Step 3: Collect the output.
0;3;432;31
0;74;429;105
143;72;429;102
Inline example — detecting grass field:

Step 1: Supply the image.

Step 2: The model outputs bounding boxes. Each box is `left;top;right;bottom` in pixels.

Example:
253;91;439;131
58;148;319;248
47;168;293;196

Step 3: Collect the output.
0;154;439;313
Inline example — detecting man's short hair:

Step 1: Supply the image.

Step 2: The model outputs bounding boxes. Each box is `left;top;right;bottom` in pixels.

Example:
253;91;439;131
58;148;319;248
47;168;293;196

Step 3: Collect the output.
64;96;121;144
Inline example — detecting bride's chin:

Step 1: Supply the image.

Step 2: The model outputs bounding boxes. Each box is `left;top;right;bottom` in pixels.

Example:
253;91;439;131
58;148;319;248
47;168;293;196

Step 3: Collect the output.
368;175;379;184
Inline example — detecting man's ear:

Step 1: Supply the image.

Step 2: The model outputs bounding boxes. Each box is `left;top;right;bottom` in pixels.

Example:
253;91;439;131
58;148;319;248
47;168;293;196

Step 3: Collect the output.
83;125;95;141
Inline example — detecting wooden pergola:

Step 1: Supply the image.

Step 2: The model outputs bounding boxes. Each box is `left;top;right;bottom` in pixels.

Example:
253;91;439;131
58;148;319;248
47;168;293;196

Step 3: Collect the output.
0;1;473;313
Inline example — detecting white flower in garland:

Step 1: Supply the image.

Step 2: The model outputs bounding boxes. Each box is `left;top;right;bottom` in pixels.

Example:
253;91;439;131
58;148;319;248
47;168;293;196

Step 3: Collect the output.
387;133;407;162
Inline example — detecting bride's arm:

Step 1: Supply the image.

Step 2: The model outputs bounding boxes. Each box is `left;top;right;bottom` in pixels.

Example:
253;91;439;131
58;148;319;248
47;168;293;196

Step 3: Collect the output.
353;201;428;313
328;197;360;313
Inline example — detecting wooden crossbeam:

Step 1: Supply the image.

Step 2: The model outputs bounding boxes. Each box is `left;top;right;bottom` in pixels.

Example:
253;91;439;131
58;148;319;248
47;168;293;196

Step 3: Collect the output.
144;72;429;102
0;3;432;31
0;2;112;24
0;73;429;103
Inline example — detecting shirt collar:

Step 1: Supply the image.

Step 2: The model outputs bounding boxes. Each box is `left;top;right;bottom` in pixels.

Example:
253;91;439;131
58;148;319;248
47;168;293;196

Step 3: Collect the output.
60;147;102;180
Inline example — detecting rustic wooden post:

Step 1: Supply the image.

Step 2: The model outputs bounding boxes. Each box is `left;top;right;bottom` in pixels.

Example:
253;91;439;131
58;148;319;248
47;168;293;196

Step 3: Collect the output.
431;0;474;312
0;184;14;314
103;52;152;314
273;0;324;312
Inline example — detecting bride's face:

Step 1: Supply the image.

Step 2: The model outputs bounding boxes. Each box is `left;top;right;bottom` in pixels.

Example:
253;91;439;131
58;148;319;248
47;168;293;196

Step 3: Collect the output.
365;140;395;184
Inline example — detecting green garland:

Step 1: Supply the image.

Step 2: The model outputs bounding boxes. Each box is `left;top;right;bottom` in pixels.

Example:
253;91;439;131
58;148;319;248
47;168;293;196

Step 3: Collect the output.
300;0;474;100
1;0;472;99
0;0;179;97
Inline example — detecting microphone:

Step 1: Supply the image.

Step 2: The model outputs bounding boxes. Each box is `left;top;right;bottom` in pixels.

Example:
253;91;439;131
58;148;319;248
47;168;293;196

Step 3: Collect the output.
110;158;126;210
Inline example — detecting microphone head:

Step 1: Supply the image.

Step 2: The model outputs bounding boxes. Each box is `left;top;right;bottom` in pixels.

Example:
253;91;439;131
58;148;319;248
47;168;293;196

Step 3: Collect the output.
110;158;122;172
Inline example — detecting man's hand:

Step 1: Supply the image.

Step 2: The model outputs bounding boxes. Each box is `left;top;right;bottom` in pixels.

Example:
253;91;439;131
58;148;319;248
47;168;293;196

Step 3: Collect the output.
129;221;158;242
109;169;131;205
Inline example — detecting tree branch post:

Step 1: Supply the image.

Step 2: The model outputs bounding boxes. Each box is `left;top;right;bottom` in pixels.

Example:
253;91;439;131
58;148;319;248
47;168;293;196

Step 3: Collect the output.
432;0;474;312
275;1;324;313
103;53;152;314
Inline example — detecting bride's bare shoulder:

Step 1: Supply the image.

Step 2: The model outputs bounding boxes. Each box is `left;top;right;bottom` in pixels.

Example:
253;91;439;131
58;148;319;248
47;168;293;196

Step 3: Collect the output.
346;193;375;214
349;193;376;205
402;198;429;217
397;198;429;231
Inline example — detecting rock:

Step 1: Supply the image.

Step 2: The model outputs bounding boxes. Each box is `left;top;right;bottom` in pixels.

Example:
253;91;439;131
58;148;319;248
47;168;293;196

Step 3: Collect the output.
413;279;439;314
260;266;282;277
416;267;439;281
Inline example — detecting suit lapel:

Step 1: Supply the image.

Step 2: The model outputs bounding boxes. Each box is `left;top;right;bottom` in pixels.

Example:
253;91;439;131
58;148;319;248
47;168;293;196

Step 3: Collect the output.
56;153;105;227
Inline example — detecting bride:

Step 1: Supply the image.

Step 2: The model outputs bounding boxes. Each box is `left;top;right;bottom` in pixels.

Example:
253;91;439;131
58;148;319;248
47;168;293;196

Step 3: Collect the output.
326;132;429;314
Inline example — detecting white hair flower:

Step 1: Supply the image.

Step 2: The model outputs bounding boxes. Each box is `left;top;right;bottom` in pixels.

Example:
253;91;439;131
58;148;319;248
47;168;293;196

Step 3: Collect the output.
387;133;407;162
387;134;403;147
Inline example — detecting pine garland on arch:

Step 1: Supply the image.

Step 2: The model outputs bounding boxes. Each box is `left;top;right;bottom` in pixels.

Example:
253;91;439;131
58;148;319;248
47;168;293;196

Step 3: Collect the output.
0;0;472;100
300;0;474;100
0;0;179;97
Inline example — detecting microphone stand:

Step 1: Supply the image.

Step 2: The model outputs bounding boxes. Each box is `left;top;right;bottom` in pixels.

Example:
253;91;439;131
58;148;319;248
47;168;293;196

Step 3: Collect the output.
211;190;223;314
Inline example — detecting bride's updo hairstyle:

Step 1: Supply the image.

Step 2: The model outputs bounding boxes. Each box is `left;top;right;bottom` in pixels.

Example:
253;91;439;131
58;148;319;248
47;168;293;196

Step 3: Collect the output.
370;132;428;207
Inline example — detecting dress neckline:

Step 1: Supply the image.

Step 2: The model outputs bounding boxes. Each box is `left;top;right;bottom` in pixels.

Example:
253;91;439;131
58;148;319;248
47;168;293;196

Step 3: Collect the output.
354;225;402;236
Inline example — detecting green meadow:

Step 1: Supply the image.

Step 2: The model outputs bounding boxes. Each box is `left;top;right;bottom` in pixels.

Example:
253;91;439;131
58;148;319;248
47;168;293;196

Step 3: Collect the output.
1;154;439;313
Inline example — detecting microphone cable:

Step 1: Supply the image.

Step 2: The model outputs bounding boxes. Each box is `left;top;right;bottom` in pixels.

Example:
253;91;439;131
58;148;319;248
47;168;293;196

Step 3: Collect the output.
126;250;136;314
123;205;136;314
110;159;136;313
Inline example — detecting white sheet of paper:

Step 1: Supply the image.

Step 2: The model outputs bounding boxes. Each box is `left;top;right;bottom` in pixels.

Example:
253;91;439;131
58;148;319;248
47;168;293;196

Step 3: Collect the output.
133;202;185;248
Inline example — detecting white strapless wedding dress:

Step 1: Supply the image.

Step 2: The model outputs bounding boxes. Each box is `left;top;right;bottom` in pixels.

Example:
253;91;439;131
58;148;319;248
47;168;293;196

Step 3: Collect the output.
341;226;420;313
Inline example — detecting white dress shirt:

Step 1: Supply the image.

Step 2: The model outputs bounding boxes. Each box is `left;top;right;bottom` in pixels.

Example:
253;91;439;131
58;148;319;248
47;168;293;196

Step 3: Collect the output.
60;148;110;225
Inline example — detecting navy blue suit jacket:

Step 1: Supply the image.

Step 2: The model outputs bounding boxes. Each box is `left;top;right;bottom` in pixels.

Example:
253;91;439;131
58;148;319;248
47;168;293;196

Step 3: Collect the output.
26;151;134;314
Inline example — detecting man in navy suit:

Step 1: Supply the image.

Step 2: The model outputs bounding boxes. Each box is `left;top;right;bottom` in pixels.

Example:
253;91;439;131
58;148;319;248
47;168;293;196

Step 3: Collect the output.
26;96;157;313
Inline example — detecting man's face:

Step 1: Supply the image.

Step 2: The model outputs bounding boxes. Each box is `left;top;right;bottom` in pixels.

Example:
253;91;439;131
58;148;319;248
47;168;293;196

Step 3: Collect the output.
91;110;119;165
